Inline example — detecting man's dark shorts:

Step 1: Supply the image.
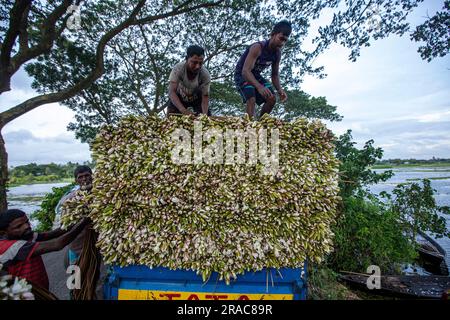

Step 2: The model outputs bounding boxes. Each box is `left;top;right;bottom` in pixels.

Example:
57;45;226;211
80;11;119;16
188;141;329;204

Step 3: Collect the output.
167;93;211;116
235;75;275;106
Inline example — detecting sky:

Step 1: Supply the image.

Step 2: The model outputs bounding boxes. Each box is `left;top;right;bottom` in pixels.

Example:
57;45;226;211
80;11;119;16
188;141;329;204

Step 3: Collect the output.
0;1;449;167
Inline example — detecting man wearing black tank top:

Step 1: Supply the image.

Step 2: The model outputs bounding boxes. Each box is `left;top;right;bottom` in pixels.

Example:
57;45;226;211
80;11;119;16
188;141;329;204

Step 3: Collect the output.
234;21;291;119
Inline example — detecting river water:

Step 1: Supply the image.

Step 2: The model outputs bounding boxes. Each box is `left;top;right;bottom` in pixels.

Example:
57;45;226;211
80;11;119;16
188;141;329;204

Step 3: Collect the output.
7;182;70;228
370;167;450;271
6;168;450;267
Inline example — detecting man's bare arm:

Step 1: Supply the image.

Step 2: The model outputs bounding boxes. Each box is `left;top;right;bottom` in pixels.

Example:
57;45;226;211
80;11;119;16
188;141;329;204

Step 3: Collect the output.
169;82;195;115
271;57;287;102
201;95;209;114
271;58;282;92
242;44;273;99
32;218;90;257
37;228;66;241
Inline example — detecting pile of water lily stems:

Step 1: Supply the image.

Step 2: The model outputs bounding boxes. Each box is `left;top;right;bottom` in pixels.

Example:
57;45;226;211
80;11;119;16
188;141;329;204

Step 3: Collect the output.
61;114;340;284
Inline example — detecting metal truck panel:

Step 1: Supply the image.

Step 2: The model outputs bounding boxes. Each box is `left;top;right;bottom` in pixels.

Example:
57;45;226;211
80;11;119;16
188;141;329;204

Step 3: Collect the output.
103;264;307;300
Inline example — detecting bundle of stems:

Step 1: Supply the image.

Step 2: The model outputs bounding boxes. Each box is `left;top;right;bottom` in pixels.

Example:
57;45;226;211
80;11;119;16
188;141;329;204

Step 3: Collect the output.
72;225;101;300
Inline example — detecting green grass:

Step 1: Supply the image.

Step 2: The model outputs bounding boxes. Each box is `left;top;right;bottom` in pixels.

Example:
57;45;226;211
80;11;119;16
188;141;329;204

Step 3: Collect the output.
308;266;361;300
308;267;400;300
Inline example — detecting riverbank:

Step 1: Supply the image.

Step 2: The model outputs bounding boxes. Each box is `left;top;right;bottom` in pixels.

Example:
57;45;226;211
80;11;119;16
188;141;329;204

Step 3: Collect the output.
372;162;450;169
308;267;362;300
8;177;72;188
7;182;72;228
307;267;412;300
407;176;450;181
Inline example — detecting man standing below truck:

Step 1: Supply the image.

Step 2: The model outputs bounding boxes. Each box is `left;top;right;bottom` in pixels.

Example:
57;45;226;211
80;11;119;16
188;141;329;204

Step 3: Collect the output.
55;165;93;269
167;45;211;116
234;20;291;119
54;165;102;299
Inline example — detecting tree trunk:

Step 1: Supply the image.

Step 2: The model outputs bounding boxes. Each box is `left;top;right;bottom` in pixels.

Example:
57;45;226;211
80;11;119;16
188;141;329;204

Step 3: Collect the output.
0;129;8;212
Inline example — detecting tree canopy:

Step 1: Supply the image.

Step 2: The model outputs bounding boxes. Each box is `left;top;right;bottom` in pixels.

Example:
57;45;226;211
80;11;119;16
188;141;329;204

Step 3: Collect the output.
1;0;448;210
23;0;442;143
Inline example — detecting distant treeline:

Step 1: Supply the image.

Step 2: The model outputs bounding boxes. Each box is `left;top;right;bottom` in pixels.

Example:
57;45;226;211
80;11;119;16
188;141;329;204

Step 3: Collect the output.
8;162;94;186
375;158;450;165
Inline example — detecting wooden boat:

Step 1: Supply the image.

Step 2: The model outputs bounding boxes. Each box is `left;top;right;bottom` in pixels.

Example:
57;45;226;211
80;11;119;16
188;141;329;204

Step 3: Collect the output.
338;271;450;299
417;232;445;265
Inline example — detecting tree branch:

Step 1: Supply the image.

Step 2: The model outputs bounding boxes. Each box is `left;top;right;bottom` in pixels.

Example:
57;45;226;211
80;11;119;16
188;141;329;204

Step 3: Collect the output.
18;3;31;53
11;0;73;72
133;0;224;25
0;0;32;92
111;38;152;115
0;0;147;126
138;24;163;113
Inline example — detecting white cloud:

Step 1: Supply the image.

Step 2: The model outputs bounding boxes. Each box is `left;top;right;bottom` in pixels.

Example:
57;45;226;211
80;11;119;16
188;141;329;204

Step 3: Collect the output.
0;88;36;113
378;142;399;149
3;102;77;138
4;129;77;144
3;129;35;142
3;105;89;167
389;110;450;123
415;111;450;123
0;66;91;167
300;1;450;161
5;129;91;167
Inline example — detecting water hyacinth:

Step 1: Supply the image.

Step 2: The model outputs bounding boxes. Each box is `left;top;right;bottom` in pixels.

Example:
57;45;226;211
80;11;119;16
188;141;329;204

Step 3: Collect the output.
61;114;340;283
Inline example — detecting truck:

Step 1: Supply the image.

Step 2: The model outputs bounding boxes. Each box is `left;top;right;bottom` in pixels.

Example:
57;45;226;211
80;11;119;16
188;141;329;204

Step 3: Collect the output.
103;264;308;300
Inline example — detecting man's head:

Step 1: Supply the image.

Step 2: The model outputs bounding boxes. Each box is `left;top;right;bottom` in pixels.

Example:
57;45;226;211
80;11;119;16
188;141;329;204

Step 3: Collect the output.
270;20;292;49
185;45;205;75
74;165;93;191
0;209;33;240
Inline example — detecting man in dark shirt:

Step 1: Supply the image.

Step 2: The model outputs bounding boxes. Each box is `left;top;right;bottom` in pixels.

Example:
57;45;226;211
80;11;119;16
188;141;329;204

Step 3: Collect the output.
0;209;89;290
234;21;291;119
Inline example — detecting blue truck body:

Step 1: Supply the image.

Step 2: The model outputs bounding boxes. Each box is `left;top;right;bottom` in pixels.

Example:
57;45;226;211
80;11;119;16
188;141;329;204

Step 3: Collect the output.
103;264;308;300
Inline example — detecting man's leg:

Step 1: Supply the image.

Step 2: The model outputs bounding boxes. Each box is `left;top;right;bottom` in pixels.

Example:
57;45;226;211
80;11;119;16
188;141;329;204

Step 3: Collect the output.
259;83;276;117
237;82;257;119
259;95;276;117
246;97;257;119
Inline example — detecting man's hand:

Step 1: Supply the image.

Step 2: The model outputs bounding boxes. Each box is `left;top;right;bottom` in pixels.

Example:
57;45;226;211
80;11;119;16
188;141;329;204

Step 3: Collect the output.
182;109;196;116
278;89;288;103
257;85;274;99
